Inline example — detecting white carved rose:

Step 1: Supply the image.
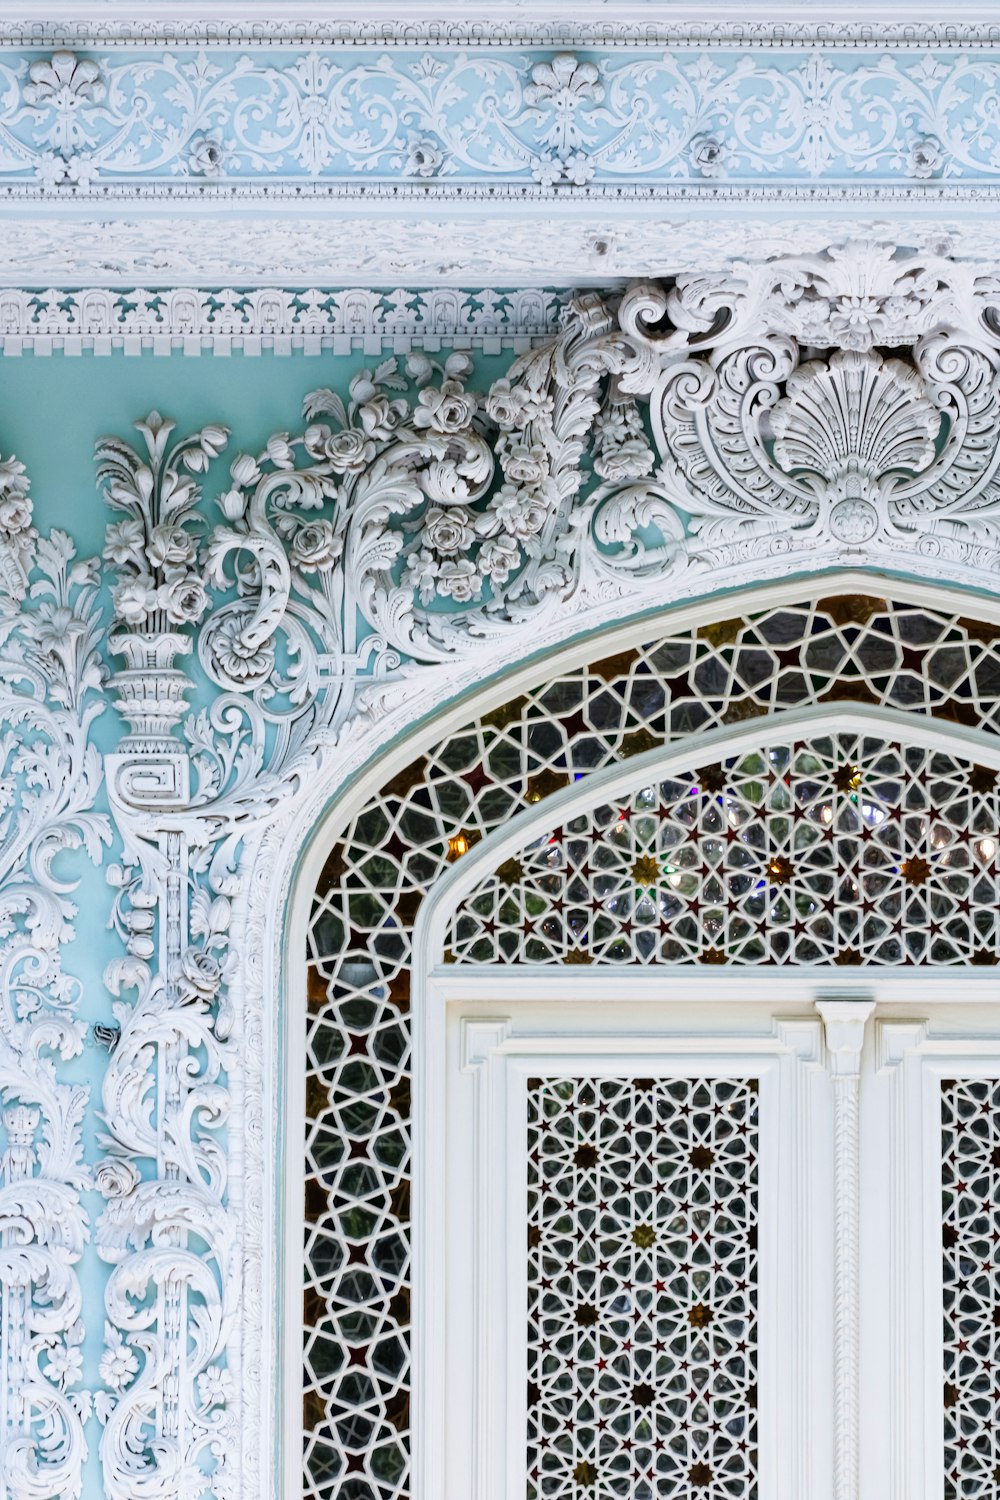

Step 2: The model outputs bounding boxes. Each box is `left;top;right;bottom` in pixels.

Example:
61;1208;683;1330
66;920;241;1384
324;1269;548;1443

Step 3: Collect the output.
484;377;550;429
159;575;210;625
422;506;476;556
0;493;34;534
188;134;225;177
500;443;549;486
290;520;341;573
112;576;158;625
908;135;944;179
304;424;377;473
478;534;521;584
95;1157;141;1199
175;946;223;1002
689;133;728;178
358;395;406;442
147;523;198;572
405;137;444;177
593;438;656;482
436;557;482;602
414;380;477;434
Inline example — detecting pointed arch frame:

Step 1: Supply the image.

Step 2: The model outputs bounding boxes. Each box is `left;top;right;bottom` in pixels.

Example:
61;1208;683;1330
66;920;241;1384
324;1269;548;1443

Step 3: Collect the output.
264;571;1000;1500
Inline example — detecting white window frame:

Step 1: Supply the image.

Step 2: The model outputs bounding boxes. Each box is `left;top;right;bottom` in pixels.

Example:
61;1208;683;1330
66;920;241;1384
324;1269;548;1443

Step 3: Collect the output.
282;703;1000;1500
875;1019;1000;1500
436;999;829;1500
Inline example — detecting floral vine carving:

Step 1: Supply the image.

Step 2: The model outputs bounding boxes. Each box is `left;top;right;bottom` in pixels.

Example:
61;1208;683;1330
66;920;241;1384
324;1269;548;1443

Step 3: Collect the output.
0;453;109;1500
91;245;1000;1500
11;44;1000;196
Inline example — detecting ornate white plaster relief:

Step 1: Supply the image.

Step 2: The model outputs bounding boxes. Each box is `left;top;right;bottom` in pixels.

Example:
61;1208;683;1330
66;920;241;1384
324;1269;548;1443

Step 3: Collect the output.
4;215;1000;292
72;241;1000;1498
0;286;564;354
0;24;999;297
0;455;109;1500
14;237;1000;1496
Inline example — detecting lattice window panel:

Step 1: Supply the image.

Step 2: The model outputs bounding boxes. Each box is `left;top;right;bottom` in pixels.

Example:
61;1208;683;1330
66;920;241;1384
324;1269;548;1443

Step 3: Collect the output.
942;1079;1000;1499
303;595;1000;1499
447;735;1000;967
527;1076;758;1500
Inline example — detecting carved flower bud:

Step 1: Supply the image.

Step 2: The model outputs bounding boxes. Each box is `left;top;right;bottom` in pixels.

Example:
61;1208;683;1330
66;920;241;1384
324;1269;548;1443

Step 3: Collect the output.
127;934;155;961
230;453;262;488
444;352;474;380
265;433;295;469
126;909;155;933
405;352;433;385
95;1157;140;1199
349;371;378;404
182;447;209;474
218;489;247;522
200;424;228;457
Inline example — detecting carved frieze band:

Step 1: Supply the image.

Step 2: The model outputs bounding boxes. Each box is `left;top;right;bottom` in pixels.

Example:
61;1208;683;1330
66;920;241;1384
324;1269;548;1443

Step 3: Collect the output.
3;41;1000;203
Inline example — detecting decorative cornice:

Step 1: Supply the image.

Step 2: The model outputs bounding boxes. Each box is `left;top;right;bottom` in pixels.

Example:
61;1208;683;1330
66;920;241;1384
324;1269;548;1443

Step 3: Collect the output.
0;285;564;352
7;18;1000;47
4;215;1000;291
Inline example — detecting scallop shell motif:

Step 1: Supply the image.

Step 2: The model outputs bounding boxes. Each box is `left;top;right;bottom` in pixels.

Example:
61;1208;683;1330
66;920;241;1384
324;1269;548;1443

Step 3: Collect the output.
770;348;940;485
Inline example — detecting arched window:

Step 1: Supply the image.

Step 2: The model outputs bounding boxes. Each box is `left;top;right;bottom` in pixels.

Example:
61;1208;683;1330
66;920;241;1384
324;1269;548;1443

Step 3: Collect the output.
299;591;1000;1500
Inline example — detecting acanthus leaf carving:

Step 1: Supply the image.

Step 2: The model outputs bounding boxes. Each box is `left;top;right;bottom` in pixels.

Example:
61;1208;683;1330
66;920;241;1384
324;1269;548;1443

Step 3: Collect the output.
93;241;1000;1500
0;452;109;1500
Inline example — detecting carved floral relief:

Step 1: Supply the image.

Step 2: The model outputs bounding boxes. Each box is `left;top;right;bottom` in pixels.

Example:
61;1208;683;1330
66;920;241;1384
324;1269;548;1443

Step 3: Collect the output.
9;242;1000;1497
7;46;1000;196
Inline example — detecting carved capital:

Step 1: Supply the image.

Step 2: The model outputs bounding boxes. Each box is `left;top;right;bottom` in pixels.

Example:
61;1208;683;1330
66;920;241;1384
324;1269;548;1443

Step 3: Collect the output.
816;996;876;1078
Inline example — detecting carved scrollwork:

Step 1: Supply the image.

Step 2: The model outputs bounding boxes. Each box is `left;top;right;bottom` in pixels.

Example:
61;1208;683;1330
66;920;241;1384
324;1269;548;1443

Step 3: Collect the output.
0;459;109;1500
92;243;1000;1500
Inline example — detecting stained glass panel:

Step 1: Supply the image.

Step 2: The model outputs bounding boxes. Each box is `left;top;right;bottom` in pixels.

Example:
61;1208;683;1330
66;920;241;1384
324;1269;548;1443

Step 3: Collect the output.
527;1076;758;1499
303;596;1000;1498
942;1078;1000;1499
449;736;1000;967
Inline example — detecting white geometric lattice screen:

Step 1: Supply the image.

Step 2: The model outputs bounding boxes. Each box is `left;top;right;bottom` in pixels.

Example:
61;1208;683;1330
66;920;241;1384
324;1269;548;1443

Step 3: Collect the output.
304;595;1000;1499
